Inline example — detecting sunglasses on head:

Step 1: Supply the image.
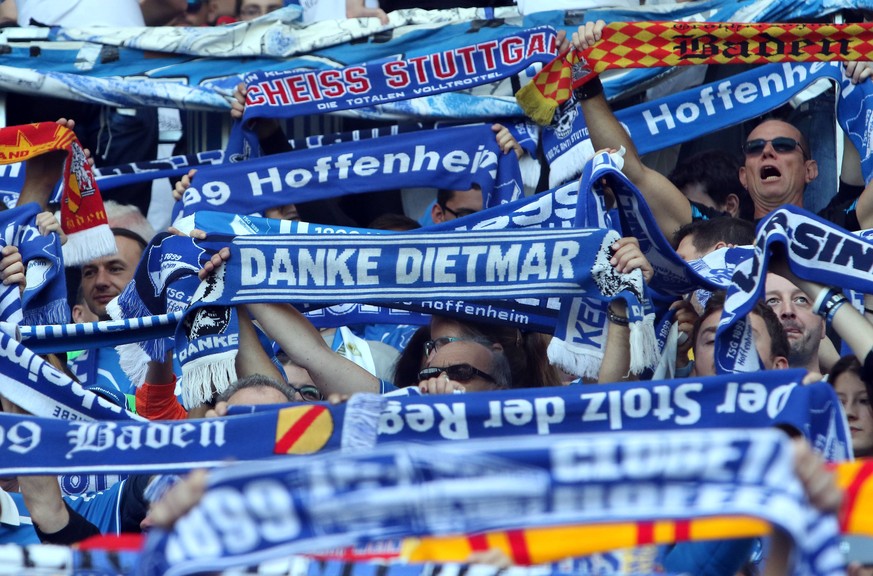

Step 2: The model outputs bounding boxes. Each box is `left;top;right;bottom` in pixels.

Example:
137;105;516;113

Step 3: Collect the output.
423;336;467;357
418;363;495;383
289;383;323;402
742;137;805;157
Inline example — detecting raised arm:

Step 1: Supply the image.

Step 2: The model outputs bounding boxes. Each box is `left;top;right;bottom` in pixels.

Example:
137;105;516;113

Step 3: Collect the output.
571;22;692;243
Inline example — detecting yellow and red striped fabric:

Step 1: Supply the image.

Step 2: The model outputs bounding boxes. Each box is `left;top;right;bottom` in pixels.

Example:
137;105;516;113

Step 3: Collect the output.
403;459;873;565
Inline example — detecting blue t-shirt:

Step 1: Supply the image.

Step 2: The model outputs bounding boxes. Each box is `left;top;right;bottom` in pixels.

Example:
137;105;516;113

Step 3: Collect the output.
0;491;39;545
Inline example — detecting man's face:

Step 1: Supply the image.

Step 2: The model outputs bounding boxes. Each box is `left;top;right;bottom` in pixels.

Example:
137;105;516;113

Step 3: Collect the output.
80;236;142;320
693;310;785;376
239;0;282;20
764;273;824;369
425;340;496;392
738;120;816;217
432;187;483;223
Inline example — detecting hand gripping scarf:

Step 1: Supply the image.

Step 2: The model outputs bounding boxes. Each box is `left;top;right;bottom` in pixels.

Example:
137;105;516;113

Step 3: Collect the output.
517;21;873;125
0;123;114;266
0;202;68;326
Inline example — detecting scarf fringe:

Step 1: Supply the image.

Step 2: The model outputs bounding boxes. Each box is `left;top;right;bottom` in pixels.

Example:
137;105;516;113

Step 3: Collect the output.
62;224;116;267
547;336;601;379
340;393;386;452
181;352;236;410
515;80;559;126
519;154;541;191
117;342;151;389
549;140;595;188
22;299;69;327
628;313;659;375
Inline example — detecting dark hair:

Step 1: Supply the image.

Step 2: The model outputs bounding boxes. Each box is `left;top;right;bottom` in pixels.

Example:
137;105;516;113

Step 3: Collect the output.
669;149;753;220
436;182;482;207
673;217;755;255
693;291;789;362
829;355;873;399
391;326;432;388
368;213;421;231
829;355;862;385
429;316;562;388
215;374;296;404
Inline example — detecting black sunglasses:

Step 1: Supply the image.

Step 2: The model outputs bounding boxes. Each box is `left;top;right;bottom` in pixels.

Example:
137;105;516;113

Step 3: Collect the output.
439;203;477;219
418;363;495;383
742;137;805;158
289;383;323;402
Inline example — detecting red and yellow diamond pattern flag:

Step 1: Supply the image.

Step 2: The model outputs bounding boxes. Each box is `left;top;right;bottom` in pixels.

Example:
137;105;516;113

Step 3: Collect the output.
517;21;873;125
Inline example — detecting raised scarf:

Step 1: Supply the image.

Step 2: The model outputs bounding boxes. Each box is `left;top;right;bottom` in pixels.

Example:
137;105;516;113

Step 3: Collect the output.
3;367;843;475
0;202;68;326
0;123;114;266
517;21;873;125
176;226;651;405
138;428;841;576
544;60;873;188
174;123;523;221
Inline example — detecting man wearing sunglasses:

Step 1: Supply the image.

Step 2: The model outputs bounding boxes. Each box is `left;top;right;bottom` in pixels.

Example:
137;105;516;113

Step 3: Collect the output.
571;21;873;242
417;338;511;394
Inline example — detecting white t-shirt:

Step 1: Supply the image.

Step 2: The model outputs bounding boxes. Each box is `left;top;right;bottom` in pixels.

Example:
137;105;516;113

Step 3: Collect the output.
16;0;145;27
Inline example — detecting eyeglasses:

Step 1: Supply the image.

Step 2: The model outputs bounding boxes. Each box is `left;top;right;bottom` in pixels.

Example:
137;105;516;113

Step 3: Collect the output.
438;203;477;219
418;363;495;383
742;137;805;158
289;383;323;402
423;336;467;357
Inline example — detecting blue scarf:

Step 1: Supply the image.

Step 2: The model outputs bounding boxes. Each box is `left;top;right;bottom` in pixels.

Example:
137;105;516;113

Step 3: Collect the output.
0;203;68;326
545;61;873;187
138;428;839;576
0;329;138;422
176;226;651;404
0;369;847;472
174;123;523;220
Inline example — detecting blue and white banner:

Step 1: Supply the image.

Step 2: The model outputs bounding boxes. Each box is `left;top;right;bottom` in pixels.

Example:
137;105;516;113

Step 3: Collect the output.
0;1;869;114
138;428;842;576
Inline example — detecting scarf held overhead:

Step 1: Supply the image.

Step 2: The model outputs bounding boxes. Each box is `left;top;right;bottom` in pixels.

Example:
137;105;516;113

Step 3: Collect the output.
517;21;873;125
138;429;842;576
176;227;653;405
0;367;846;474
240;26;557;123
0;123;114;265
174;124;523;221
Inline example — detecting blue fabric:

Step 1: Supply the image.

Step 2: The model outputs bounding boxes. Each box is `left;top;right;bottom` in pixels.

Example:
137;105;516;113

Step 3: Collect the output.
0;368;843;477
174;123;524;221
69;347;136;397
663;538;757;576
136;428;840;576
